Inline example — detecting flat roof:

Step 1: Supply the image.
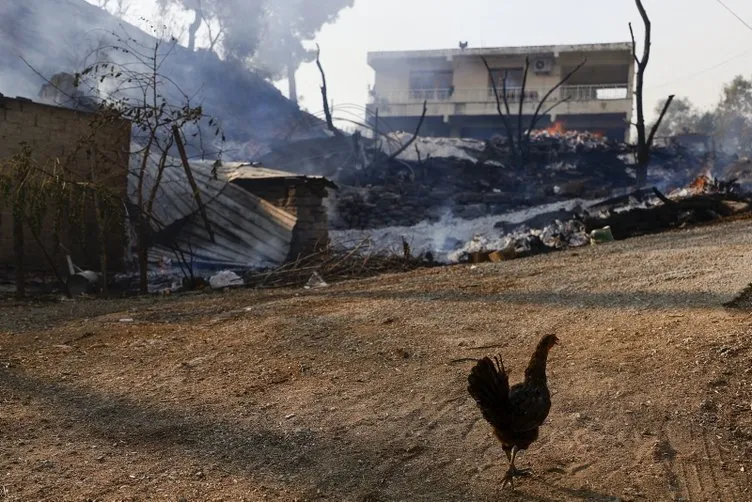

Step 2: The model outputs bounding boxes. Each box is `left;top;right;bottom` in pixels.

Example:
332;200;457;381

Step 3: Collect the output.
368;42;633;65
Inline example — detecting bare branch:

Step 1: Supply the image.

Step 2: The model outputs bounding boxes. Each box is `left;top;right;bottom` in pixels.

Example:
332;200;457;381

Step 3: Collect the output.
635;0;651;70
387;100;428;162
146;134;174;219
517;57;530;147
501;72;511;116
628;22;640;65
315;44;343;137
531;96;573;130
481;56;515;150
525;59;587;142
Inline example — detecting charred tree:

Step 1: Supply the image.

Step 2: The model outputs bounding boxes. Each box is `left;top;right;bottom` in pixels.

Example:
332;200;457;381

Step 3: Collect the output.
316;44;344;137
386;100;428;162
483;56;586;167
630;0;674;187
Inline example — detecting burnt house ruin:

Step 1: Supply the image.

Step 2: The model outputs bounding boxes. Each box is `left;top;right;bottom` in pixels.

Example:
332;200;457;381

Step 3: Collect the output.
135;153;336;271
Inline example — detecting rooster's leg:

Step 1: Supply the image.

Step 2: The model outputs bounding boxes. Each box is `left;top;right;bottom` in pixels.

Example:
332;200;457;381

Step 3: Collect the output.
500;446;519;489
509;447;532;476
501;446;532;489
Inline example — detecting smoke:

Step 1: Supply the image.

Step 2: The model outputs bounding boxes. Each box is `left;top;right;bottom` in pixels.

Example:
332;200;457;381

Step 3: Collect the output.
0;0;328;157
329;198;606;263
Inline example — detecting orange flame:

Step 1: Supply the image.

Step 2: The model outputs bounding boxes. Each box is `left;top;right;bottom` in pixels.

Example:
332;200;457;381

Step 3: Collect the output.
545;121;566;134
689;175;709;191
689;167;714;192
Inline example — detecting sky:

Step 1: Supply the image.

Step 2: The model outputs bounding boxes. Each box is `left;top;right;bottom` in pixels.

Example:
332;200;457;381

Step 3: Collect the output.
104;0;752;124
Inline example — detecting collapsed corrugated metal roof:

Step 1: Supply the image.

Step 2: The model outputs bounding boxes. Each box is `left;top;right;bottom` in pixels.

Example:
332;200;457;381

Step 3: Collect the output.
129;147;331;270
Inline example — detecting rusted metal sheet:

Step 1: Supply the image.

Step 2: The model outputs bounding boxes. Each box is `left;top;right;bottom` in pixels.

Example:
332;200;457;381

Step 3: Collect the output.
129;149;301;269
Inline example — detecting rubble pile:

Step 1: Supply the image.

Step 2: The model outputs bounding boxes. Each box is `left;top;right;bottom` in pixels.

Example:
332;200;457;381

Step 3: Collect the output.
329;138;620;229
446;219;590;263
331;170;752;266
328;130;714;230
525;129;616;153
266;127;749;263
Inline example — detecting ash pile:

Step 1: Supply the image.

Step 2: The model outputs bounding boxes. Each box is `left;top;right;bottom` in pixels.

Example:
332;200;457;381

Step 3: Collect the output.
261;125;749;263
321;129;713;230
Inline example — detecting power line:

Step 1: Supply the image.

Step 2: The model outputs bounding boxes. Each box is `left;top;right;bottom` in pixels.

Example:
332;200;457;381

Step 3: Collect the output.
716;0;752;33
652;0;752;89
653;48;752;88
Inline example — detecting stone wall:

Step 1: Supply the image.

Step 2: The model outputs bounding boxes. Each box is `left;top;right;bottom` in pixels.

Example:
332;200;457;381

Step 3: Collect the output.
231;179;330;259
0;96;131;272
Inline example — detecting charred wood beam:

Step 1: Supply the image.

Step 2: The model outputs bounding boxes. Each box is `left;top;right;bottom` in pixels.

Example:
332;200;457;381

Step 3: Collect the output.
647;94;675;148
651;187;674;205
172;125;215;243
315;44;344;138
584;195;736;240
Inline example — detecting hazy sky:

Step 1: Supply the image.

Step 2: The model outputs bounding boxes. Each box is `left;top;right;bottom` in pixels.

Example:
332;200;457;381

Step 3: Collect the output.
111;0;752;123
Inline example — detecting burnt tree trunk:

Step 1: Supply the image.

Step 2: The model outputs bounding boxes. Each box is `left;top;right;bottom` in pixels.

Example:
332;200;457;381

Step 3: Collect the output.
630;0;674;187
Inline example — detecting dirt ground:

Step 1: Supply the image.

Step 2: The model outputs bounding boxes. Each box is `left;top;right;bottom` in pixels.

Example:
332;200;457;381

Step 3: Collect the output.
3;221;752;502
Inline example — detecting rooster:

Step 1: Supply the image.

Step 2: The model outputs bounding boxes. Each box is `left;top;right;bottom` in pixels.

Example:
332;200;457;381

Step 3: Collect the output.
467;334;559;489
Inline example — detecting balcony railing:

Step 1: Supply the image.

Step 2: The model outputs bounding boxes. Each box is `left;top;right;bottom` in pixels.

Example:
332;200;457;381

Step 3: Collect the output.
370;84;629;105
559;84;629;101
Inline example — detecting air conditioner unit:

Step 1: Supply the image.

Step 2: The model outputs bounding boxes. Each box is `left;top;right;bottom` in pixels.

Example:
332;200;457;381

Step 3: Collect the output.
532;58;553;74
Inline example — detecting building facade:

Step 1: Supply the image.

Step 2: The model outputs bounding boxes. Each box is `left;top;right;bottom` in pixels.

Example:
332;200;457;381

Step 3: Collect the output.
367;42;635;141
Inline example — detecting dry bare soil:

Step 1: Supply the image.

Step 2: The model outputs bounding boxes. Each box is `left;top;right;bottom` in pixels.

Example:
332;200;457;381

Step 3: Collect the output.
3;221;752;501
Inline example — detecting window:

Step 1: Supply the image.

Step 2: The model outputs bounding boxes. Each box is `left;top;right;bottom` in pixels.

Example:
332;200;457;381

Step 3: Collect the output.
490;68;524;88
488;68;538;102
409;70;453;100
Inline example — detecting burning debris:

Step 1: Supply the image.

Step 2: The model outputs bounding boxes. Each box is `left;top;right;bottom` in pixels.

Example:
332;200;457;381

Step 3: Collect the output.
527;127;615;153
668;170;739;198
324;124;726;231
331;161;752;266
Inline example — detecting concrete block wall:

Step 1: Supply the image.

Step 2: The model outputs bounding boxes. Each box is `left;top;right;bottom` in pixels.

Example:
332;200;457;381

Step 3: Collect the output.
233;179;331;259
0;97;131;273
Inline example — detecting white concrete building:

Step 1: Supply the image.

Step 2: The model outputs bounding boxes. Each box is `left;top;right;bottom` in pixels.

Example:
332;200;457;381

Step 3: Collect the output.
367;42;635;141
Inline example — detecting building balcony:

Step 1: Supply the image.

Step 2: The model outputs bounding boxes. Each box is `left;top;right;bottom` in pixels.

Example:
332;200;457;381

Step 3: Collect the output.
368;84;631;118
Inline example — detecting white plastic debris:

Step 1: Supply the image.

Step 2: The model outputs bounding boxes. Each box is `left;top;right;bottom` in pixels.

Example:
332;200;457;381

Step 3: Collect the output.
304;271;328;289
209;270;244;289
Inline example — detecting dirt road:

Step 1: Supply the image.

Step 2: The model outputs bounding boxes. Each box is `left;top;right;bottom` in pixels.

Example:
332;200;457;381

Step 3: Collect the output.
2;220;752;501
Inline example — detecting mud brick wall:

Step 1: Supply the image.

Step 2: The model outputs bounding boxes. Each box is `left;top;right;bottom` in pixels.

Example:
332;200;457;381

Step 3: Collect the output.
0;97;131;273
233;179;330;259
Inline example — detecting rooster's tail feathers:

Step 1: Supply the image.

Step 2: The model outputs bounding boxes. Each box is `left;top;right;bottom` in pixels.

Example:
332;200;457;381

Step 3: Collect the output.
467;356;510;414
